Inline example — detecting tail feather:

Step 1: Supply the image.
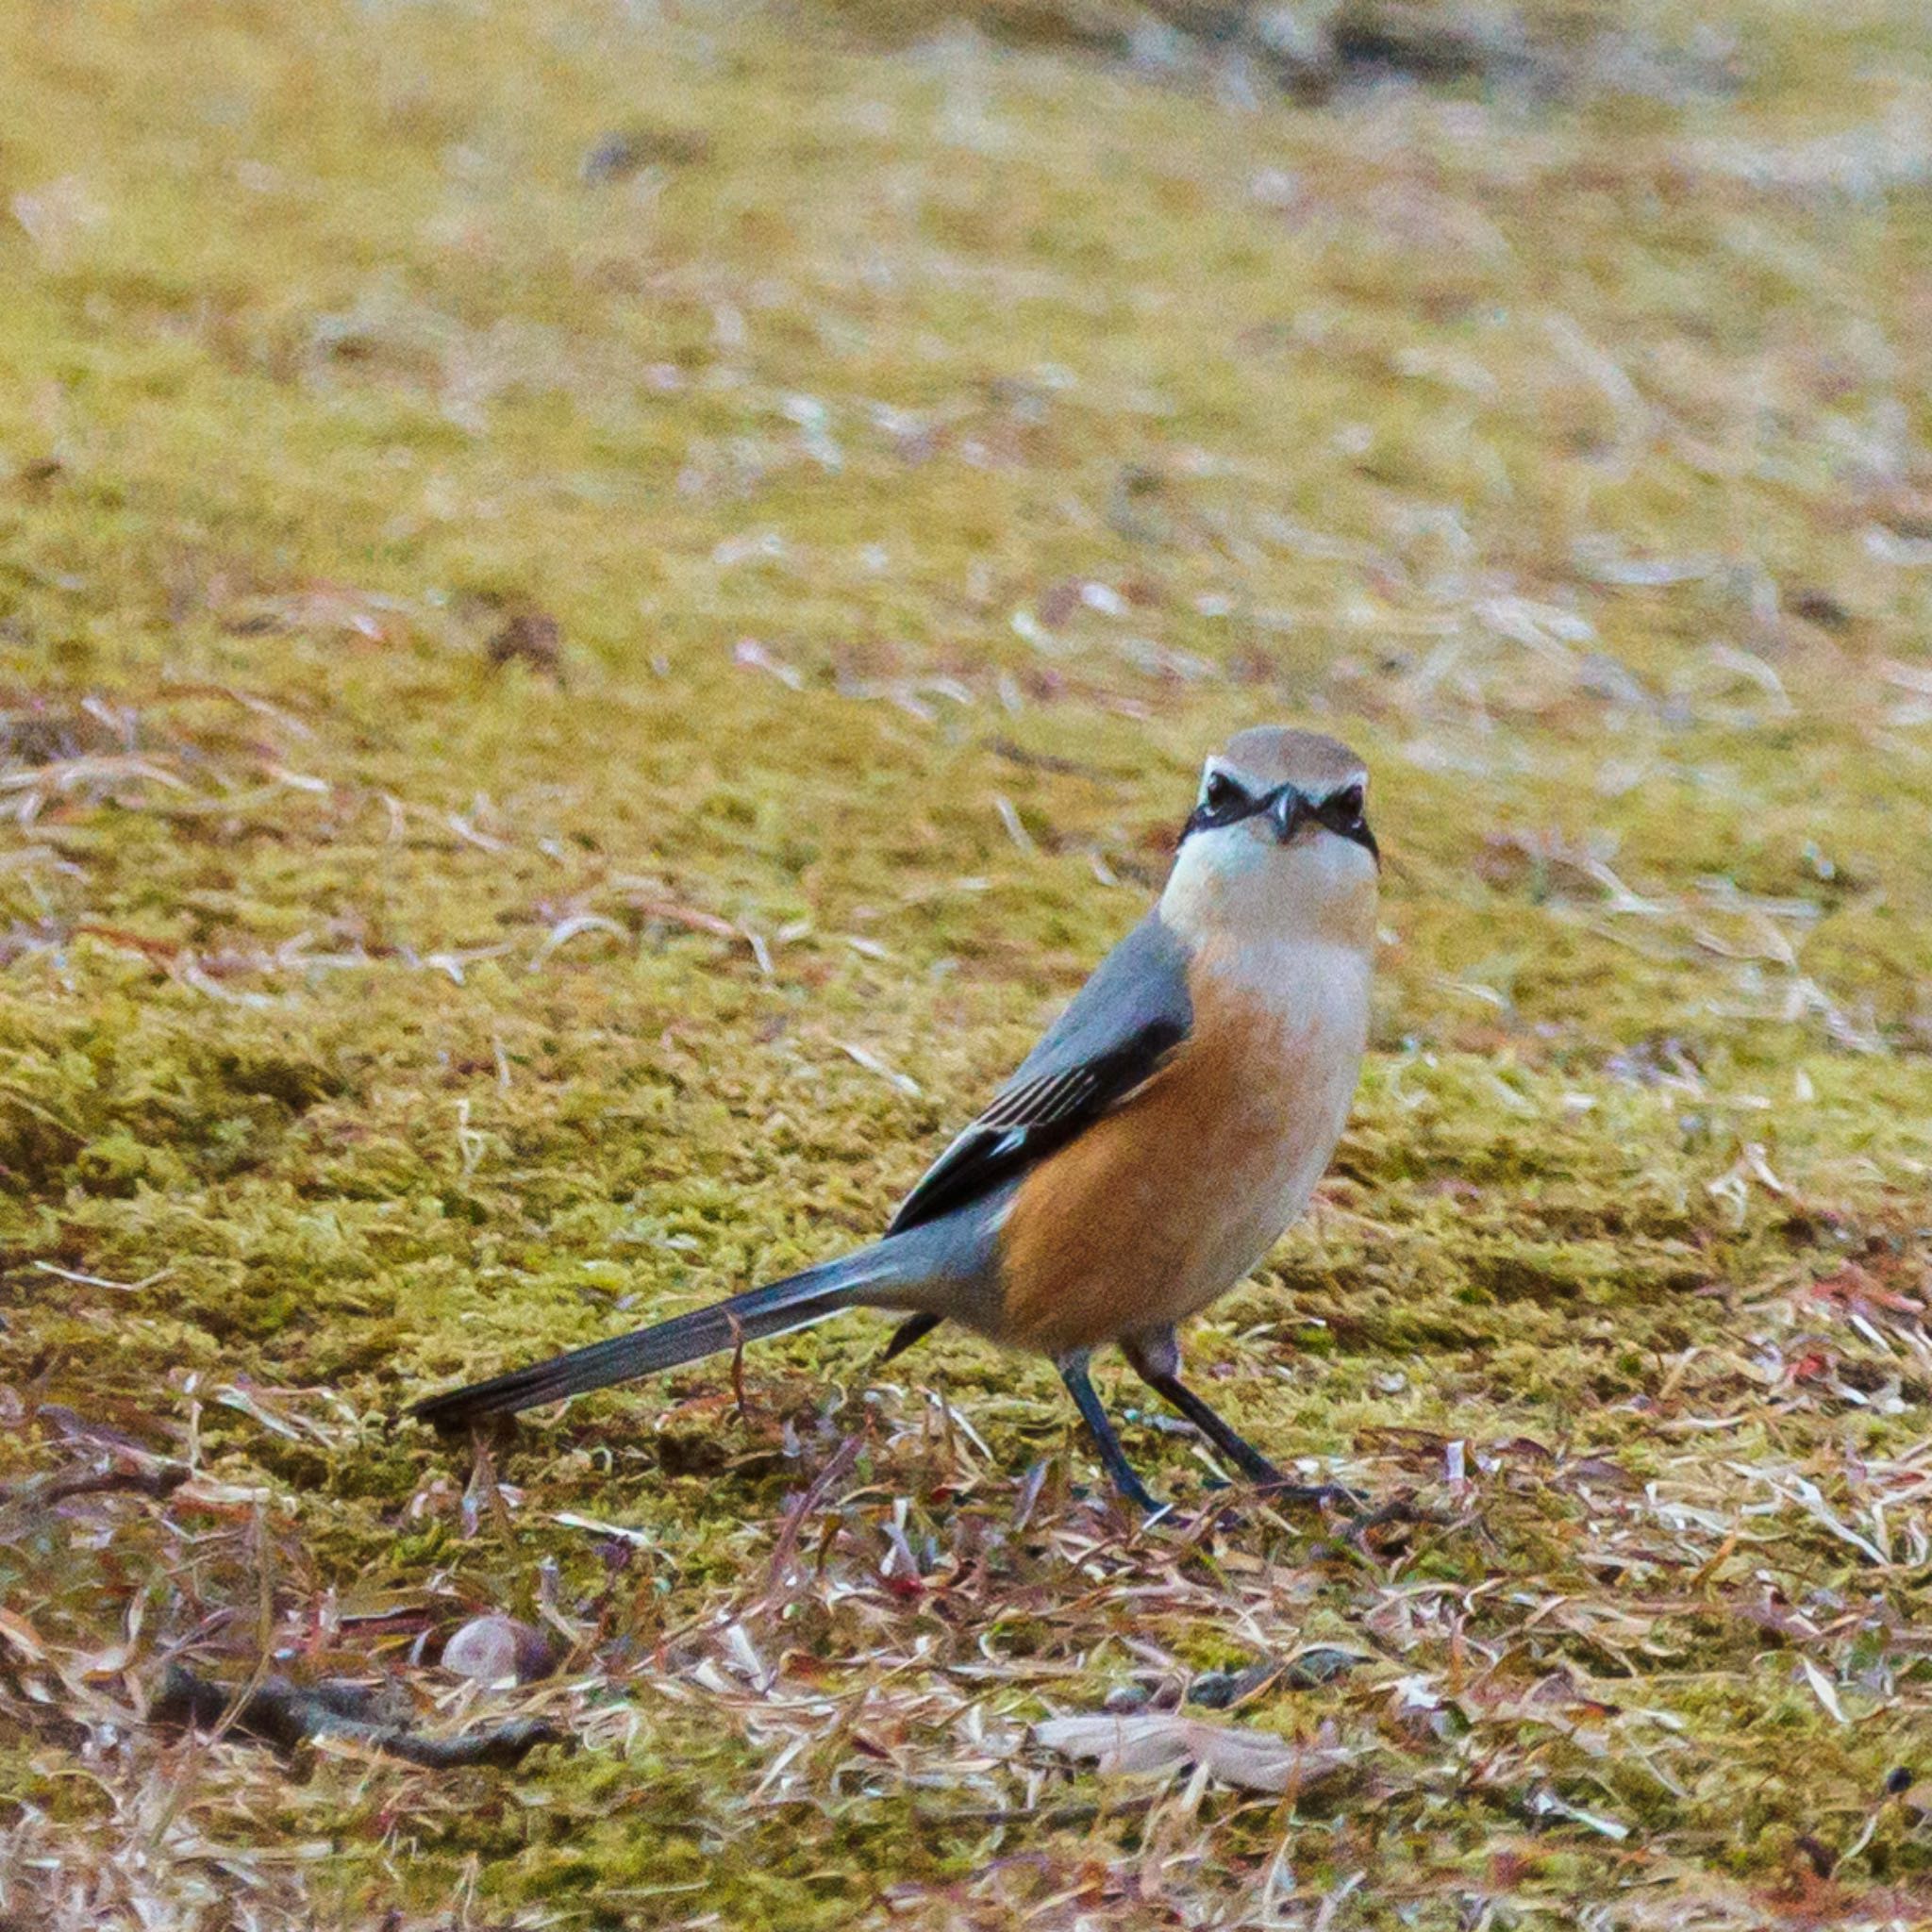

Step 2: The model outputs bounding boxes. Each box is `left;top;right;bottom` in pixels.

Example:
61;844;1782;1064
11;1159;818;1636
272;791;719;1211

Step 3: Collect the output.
412;1246;904;1432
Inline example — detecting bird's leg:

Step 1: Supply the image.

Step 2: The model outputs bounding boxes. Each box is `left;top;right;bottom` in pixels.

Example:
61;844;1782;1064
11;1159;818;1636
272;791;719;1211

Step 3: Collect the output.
1124;1330;1282;1483
1057;1351;1161;1517
1123;1330;1357;1513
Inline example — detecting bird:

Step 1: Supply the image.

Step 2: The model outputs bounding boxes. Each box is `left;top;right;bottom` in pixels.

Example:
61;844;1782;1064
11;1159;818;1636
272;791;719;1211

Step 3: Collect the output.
413;725;1379;1514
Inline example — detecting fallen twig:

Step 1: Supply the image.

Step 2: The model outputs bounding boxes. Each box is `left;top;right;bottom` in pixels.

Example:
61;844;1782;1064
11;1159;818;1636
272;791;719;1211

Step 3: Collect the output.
154;1664;566;1769
2;1462;192;1507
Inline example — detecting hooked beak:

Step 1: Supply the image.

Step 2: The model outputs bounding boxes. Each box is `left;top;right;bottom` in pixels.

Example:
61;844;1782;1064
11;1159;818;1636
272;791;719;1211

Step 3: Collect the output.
1267;785;1305;843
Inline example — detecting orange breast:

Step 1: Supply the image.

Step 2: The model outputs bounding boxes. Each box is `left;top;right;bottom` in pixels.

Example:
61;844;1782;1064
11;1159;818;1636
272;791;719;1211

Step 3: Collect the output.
993;958;1358;1357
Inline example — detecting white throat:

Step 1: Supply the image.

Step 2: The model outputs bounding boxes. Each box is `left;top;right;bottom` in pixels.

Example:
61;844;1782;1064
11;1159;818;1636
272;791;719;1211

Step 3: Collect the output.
1159;824;1377;959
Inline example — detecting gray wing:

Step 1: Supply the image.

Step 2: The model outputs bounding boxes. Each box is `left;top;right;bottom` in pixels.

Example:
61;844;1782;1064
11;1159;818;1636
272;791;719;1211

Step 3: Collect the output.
887;909;1192;1236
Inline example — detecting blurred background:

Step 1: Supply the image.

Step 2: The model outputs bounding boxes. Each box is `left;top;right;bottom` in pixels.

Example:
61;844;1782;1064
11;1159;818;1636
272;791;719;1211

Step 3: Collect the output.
6;1;1932;1925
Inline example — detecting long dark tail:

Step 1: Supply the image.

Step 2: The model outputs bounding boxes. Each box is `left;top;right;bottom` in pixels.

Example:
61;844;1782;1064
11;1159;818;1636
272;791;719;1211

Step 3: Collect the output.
411;1244;911;1432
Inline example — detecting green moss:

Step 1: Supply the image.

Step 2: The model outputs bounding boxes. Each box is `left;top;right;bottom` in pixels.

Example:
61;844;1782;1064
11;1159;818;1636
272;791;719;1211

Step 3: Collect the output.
7;0;1932;1924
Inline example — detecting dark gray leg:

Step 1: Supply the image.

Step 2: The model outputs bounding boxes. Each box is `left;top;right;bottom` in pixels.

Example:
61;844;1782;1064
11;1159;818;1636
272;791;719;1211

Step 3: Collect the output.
1124;1330;1357;1511
1058;1351;1160;1516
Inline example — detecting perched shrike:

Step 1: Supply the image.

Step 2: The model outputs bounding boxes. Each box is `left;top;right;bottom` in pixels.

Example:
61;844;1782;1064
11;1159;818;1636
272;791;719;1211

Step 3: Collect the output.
415;726;1379;1513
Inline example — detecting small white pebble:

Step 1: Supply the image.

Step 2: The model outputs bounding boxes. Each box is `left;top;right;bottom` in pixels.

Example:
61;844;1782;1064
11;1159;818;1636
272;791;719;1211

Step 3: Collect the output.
442;1615;555;1686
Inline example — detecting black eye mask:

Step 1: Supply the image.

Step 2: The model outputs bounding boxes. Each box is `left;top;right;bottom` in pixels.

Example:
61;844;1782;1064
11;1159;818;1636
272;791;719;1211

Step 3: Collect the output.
1181;775;1378;865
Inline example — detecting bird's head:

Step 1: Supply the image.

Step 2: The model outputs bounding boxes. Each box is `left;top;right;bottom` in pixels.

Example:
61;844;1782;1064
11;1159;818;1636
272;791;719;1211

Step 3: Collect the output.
1160;726;1379;949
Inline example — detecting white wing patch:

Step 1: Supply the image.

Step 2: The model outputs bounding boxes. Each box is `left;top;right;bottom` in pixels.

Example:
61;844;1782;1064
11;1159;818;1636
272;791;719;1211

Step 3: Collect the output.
979;1065;1104;1131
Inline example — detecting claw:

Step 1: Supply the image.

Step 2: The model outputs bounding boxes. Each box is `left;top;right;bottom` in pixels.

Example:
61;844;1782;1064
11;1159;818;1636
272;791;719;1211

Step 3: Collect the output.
1342;1495;1429;1551
1248;1476;1362;1515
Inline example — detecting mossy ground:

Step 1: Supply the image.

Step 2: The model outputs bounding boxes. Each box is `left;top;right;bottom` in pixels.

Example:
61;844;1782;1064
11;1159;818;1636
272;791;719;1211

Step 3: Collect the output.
5;0;1932;1924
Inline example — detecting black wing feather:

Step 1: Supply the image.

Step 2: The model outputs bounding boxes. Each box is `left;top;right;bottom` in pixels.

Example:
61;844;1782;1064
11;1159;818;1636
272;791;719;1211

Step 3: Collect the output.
887;1016;1186;1235
886;909;1194;1237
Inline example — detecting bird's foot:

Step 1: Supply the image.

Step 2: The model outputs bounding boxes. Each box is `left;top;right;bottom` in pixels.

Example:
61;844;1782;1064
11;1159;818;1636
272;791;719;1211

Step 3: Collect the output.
1250;1475;1363;1516
1341;1494;1430;1548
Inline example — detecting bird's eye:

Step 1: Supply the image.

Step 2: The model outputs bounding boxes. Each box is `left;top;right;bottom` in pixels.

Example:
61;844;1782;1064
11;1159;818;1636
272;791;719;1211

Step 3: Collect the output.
1325;783;1365;826
1203;772;1245;815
